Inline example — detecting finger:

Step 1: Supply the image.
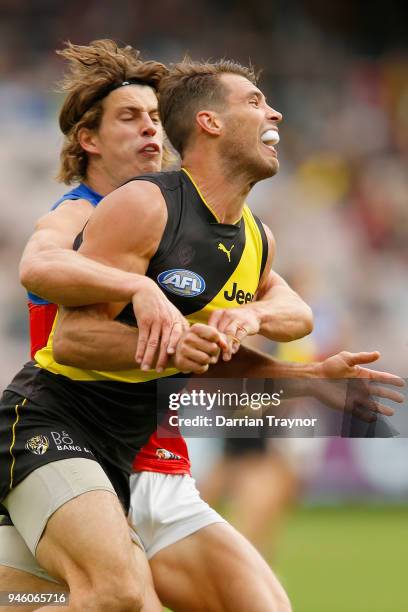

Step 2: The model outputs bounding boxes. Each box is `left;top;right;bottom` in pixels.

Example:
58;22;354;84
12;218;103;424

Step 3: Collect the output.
207;309;225;329
155;326;173;373
364;371;405;387
188;337;221;357
235;324;249;341
374;403;395;417
180;347;214;367
344;351;380;366
210;347;221;364
167;321;184;355
352;395;395;417
231;338;241;354
222;342;234;362
349;404;378;423
367;385;405;403
217;314;238;335
190;363;210;375
178;358;210;374
141;321;161;371
190;324;229;351
135;319;152;364
223;332;241;361
190;323;222;342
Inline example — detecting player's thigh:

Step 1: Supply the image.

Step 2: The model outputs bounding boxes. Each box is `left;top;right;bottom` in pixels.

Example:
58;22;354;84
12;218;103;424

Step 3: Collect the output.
5;459;144;609
36;489;138;585
0;566;65;612
0;554;162;612
0;521;162;612
150;522;291;612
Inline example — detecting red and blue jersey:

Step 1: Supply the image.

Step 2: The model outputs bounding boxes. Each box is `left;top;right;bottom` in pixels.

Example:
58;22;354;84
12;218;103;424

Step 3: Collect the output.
28;183;102;357
28;183;191;475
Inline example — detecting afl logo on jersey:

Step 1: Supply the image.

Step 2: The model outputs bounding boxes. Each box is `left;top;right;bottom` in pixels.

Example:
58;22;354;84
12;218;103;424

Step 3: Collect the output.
157;269;205;297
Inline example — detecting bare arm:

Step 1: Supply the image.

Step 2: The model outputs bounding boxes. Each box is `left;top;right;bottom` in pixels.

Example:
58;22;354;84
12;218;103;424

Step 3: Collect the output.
53;309;404;419
252;267;314;341
53;181;189;371
53;304;139;370
19;199;147;306
254;225;313;340
208;224;313;358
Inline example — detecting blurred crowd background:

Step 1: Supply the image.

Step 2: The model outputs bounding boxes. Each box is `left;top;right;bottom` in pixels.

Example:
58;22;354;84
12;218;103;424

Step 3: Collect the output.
0;1;407;609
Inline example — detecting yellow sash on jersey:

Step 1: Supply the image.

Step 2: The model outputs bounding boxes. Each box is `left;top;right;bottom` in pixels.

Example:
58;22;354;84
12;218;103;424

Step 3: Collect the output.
35;205;264;383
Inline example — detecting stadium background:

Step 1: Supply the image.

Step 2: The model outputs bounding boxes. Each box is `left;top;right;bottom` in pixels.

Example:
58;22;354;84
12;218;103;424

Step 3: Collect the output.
0;1;407;610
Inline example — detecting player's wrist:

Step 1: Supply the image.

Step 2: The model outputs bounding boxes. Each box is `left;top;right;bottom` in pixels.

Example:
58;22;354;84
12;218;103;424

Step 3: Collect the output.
242;302;264;328
128;275;156;299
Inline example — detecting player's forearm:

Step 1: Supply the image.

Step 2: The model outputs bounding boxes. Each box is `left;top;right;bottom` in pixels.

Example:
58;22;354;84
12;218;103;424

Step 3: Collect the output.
20;249;144;306
191;345;319;401
53;312;140;370
207;345;319;379
253;286;313;341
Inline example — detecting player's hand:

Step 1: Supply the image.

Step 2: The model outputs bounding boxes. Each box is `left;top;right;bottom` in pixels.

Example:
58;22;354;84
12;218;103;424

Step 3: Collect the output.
174;323;228;374
314;351;405;420
132;278;189;372
318;351;404;385
207;307;260;361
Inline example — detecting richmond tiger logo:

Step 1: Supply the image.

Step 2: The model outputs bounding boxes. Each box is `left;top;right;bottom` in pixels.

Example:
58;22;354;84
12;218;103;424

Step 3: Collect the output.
156;448;181;460
25;435;50;455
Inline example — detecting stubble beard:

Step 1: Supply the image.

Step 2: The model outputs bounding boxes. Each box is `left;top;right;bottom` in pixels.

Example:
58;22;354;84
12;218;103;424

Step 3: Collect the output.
219;134;278;188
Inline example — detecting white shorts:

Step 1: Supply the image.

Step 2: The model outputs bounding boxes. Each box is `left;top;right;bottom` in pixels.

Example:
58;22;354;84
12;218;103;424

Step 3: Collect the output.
129;472;225;559
0;472;225;580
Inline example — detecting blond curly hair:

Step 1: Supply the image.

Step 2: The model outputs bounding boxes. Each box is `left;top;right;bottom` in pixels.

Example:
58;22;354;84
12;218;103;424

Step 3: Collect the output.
56;39;168;184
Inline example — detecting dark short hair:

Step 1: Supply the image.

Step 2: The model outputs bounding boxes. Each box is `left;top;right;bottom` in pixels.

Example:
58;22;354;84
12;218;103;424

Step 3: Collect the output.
159;59;257;156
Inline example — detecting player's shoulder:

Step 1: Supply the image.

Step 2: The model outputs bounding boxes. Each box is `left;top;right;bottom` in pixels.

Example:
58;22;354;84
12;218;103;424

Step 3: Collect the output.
50;183;102;211
35;197;94;232
91;177;168;232
125;170;184;192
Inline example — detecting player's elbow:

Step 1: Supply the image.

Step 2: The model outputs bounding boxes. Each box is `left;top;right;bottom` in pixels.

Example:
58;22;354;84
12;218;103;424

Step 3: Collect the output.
19;258;36;291
297;303;314;337
19;254;51;294
280;303;314;342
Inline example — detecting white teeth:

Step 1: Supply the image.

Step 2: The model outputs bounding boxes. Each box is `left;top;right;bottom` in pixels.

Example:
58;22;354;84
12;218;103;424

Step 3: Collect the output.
261;129;279;145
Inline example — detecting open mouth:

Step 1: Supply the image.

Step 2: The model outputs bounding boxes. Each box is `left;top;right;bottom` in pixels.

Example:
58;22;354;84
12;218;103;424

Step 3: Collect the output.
261;129;279;153
139;143;161;155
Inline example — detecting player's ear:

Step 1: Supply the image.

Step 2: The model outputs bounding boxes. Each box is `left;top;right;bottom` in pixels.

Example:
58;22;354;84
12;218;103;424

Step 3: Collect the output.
78;127;100;155
196;110;223;137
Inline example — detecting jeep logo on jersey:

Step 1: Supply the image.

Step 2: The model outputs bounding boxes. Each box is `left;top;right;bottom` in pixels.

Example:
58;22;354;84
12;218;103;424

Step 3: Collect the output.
157;269;205;297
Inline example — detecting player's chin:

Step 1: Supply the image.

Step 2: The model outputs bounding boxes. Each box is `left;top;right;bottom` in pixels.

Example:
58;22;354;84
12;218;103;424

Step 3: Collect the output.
136;154;162;173
258;157;279;179
268;157;279;175
141;159;162;173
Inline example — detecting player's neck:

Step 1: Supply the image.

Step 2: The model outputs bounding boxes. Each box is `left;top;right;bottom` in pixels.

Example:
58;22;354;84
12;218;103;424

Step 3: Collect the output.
84;164;118;197
182;152;252;224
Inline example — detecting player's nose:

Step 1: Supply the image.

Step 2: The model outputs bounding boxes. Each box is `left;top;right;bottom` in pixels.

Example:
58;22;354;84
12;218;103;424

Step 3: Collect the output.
141;113;157;136
266;106;282;123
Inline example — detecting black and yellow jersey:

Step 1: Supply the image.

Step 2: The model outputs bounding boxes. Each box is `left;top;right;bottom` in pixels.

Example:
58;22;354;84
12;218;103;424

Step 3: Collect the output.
34;168;268;384
2;169;268;481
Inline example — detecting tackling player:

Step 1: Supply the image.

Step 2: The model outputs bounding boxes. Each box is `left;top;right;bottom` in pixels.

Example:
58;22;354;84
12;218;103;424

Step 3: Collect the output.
0;43;403;612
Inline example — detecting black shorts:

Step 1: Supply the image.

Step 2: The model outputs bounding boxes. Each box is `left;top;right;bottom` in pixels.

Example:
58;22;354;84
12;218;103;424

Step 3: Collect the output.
0;362;178;511
0;388;132;510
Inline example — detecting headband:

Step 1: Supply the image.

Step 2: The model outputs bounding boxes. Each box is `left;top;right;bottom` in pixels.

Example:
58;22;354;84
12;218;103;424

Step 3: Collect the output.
80;77;158;119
